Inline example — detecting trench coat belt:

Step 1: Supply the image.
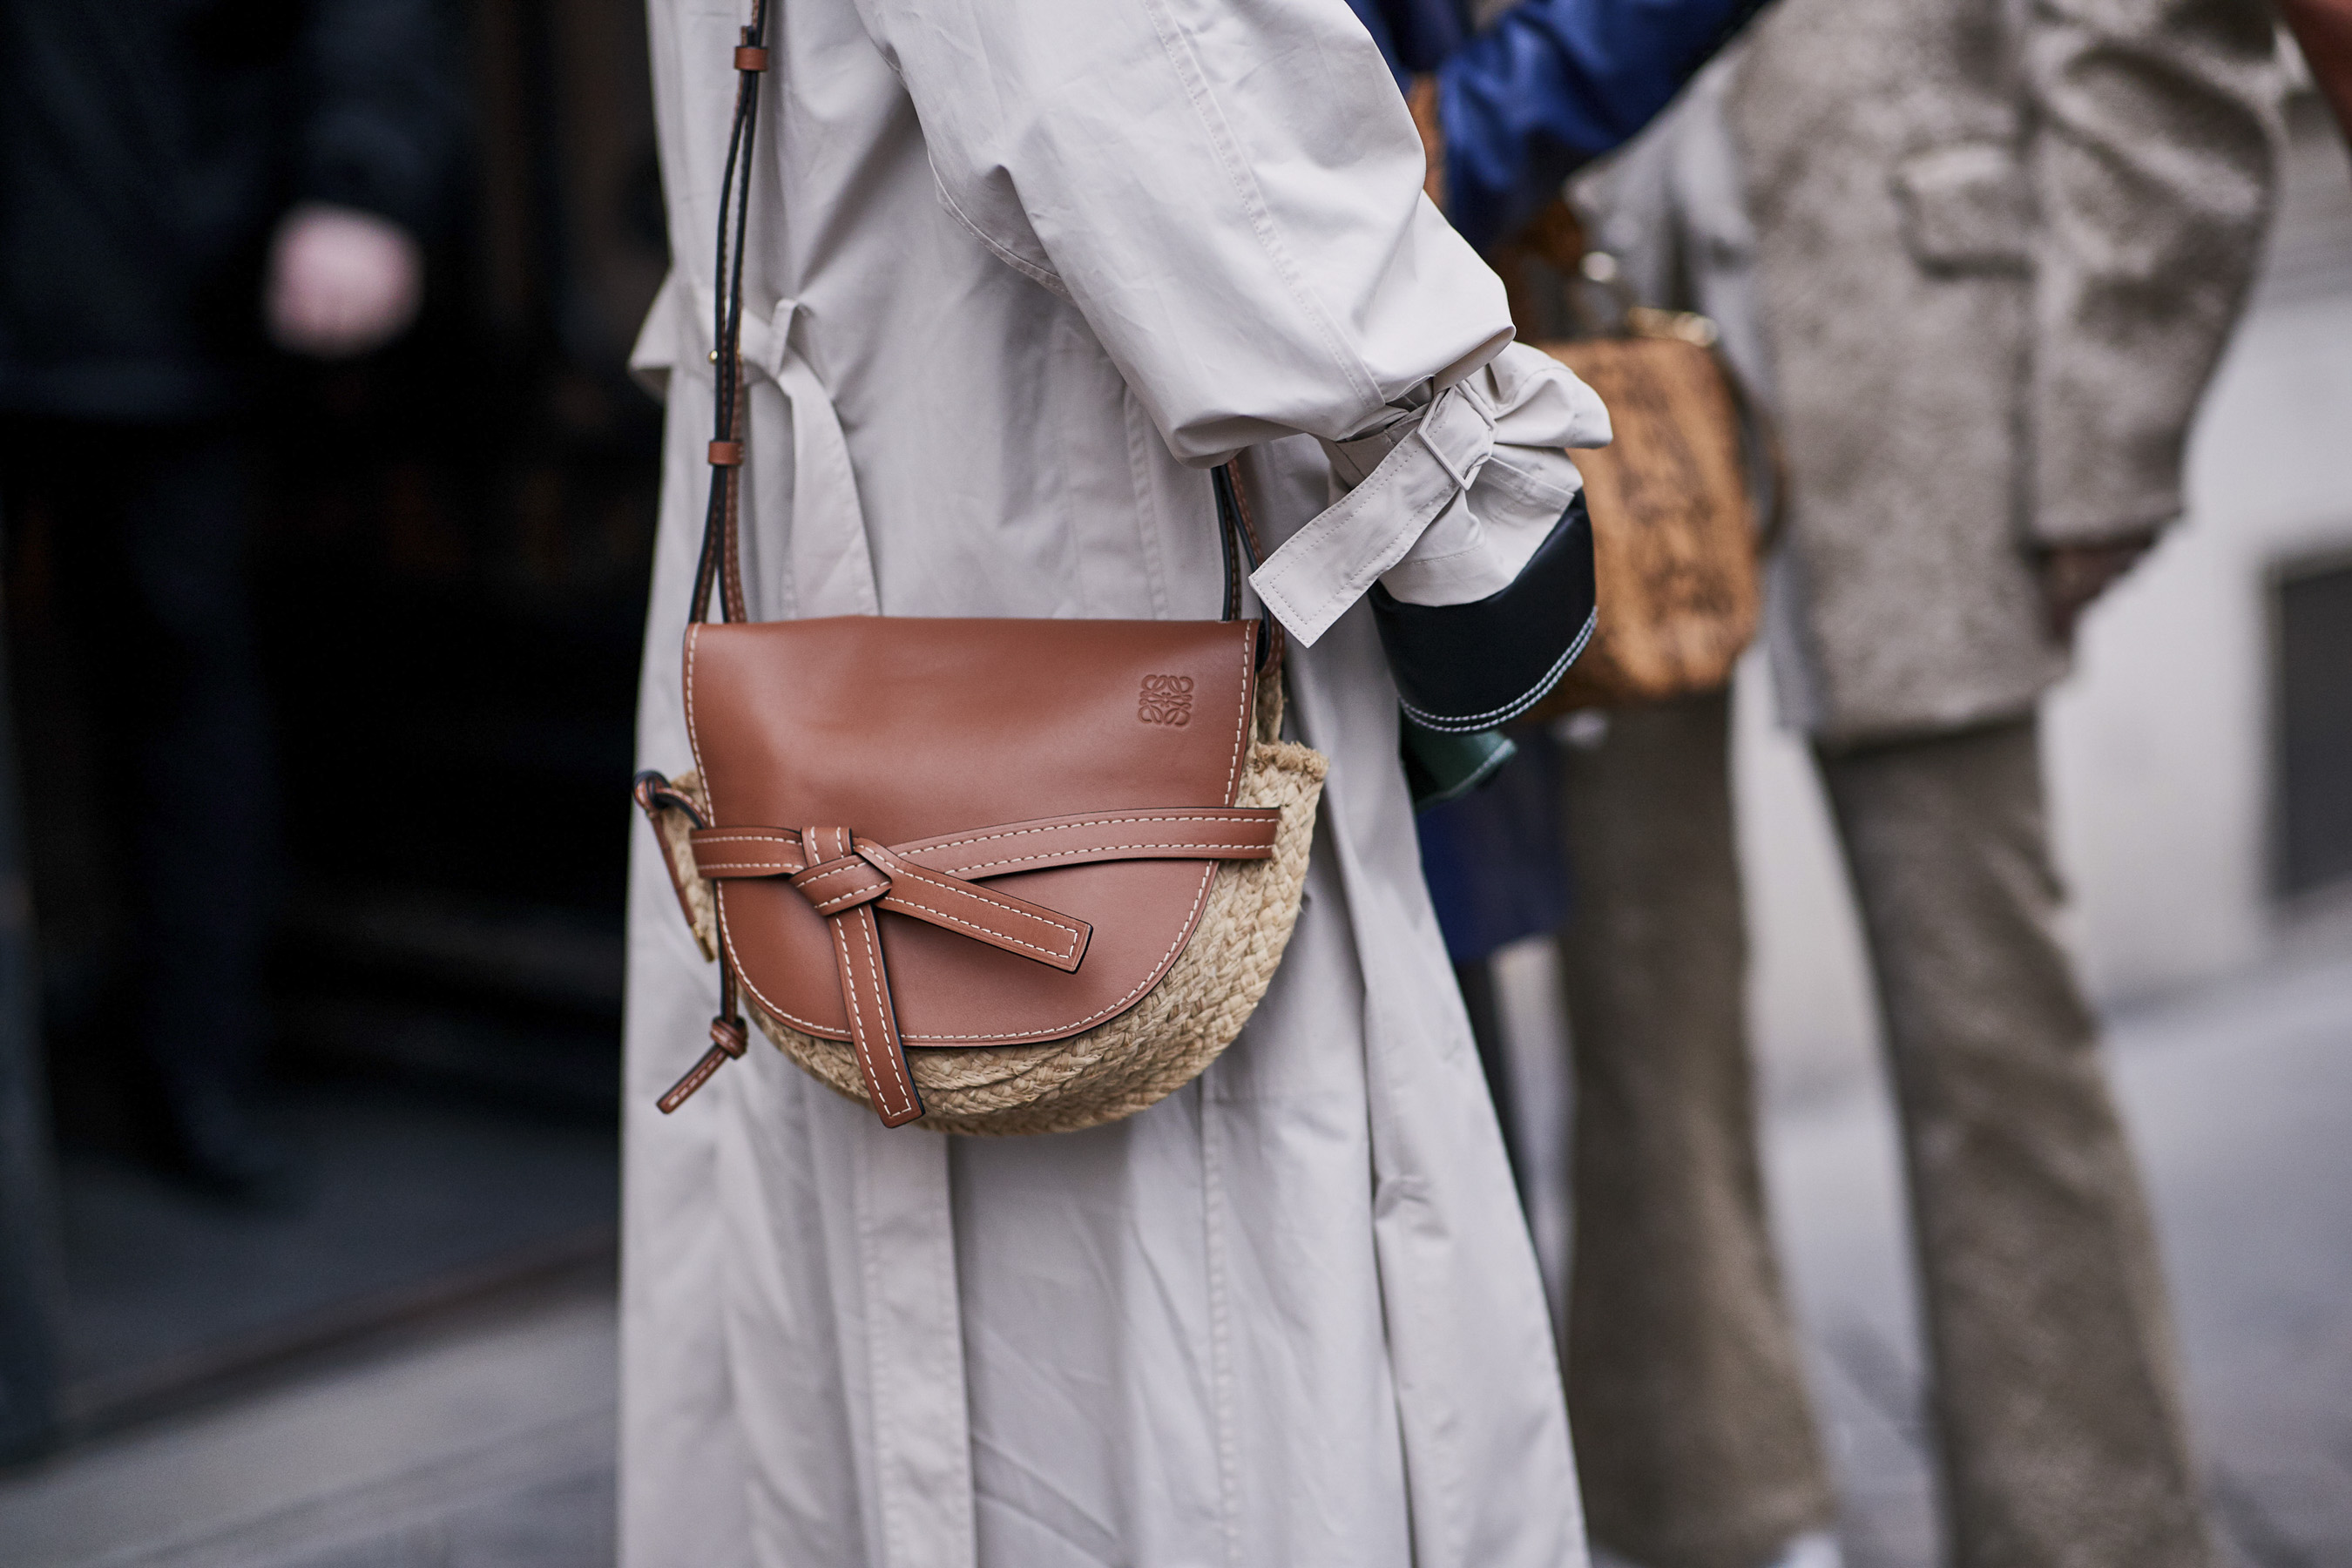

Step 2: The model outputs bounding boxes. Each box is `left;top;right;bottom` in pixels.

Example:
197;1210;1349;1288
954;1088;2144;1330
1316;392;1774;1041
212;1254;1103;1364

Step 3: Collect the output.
632;269;982;1557
632;274;883;619
731;295;882;619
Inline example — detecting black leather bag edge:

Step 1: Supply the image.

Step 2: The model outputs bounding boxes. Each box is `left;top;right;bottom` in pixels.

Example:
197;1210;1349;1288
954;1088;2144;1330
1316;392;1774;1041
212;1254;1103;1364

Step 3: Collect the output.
1369;493;1598;734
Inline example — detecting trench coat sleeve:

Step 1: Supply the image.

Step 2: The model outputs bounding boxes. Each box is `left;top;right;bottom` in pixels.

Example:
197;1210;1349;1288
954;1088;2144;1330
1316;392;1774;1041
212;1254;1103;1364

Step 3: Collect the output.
848;0;1508;456
2021;0;2280;545
848;0;1614;642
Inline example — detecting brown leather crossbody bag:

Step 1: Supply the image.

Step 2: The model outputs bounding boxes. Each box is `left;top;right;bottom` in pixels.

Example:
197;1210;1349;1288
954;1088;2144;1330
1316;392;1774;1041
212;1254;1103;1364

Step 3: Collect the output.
631;8;1327;1133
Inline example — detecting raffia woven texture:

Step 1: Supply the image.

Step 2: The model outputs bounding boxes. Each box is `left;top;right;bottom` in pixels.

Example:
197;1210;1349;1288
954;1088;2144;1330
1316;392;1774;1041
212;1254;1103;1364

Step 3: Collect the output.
1530;335;1761;712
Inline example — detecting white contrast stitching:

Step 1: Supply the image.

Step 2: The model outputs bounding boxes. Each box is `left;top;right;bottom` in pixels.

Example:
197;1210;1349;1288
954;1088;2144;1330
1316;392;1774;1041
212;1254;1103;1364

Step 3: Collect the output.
881;859;1080;951
1396;607;1597;731
853;907;913;1114
683;625;712;817
912;812;1270;855
806;871;1080;953
1222;632;1249;805
820;820;911;1116
832;915;882;1108
811;882;888;912
940;838;1274;875
727;862;1220;1043
702;819;1275;878
875;885;1081;963
880;898;1076;961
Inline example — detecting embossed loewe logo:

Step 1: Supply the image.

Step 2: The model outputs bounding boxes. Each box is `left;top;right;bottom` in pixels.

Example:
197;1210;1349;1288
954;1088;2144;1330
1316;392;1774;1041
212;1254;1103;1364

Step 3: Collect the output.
1138;674;1194;727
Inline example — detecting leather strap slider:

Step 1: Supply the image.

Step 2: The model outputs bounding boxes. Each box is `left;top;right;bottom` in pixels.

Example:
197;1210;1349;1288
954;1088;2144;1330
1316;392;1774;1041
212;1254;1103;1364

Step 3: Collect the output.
710;1015;748;1058
707;440;743;467
733;44;769;71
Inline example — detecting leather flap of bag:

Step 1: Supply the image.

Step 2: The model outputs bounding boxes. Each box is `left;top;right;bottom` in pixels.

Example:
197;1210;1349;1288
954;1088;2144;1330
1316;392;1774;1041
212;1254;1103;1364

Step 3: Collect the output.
686;615;1260;1047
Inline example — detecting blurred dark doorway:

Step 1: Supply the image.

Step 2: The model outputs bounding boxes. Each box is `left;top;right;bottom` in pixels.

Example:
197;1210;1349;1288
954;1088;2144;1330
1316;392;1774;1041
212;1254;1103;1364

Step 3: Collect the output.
260;0;664;1111
2276;548;2352;904
3;0;666;1444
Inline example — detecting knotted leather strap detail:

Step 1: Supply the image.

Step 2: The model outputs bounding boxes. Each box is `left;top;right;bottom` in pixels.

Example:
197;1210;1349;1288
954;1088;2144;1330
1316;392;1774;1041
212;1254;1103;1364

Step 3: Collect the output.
668;806;1280;1124
799;827;926;1125
780;830;1092;969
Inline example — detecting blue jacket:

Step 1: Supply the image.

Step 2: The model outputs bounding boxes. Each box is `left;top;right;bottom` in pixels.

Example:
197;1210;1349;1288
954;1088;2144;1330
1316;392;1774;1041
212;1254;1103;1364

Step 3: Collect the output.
1344;0;1762;249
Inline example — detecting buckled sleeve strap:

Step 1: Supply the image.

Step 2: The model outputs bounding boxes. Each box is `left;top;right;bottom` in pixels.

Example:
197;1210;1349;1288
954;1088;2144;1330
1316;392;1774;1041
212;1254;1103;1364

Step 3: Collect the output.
1247;339;1612;645
1247;382;1499;647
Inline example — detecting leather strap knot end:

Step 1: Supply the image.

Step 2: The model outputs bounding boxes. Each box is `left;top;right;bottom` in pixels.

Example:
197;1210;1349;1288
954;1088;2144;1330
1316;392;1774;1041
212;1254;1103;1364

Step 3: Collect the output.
658;1031;738;1115
657;958;752;1115
793;827;925;1125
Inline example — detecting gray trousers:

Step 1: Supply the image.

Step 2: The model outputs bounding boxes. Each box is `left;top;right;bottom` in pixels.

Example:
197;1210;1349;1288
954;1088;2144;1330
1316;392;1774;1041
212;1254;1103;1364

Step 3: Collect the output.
1555;693;2208;1568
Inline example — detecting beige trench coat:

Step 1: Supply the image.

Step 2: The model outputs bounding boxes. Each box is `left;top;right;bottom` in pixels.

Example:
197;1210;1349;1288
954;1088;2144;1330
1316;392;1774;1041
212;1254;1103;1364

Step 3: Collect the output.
618;0;1611;1563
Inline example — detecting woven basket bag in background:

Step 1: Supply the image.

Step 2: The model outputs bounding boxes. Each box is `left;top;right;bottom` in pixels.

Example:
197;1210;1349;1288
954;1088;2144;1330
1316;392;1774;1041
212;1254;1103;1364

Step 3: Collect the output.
1531;311;1772;714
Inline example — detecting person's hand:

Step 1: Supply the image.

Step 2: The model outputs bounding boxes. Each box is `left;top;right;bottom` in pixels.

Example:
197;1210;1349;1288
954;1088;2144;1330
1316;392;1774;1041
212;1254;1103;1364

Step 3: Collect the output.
2038;531;2155;643
264;204;424;360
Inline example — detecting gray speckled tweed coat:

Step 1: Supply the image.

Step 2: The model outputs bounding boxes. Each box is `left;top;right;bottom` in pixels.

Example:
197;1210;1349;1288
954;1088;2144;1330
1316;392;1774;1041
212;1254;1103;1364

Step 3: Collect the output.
1722;0;2281;744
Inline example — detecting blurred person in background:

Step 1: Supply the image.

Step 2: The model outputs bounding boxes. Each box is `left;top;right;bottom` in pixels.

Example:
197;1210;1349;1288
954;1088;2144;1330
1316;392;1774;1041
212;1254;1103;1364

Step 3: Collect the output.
0;0;454;1199
1345;0;1767;252
1558;0;2282;1564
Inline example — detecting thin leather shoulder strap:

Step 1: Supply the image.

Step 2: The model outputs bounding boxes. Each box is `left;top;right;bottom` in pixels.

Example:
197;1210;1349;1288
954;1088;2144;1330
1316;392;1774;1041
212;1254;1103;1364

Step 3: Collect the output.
691;0;772;625
1213;464;1282;679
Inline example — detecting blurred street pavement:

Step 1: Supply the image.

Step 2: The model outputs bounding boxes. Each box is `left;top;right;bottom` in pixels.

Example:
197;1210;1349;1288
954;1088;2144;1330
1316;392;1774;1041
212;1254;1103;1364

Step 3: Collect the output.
1768;909;2352;1568
3;916;2349;1568
0;1286;616;1568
